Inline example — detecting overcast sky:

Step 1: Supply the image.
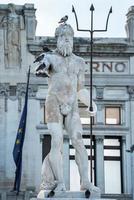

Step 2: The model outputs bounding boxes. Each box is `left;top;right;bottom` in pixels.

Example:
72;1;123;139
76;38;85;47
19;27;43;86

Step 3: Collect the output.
0;0;134;38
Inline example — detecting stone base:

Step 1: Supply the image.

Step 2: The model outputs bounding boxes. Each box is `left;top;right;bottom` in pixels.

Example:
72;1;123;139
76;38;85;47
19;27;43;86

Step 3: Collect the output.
36;190;101;199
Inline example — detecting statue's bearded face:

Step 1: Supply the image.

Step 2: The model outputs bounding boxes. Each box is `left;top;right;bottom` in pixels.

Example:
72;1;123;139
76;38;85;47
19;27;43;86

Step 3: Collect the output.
57;33;73;57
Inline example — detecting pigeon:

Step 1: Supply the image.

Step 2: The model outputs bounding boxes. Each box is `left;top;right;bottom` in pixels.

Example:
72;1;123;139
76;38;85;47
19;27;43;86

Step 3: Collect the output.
42;46;53;53
58;15;68;24
36;63;46;72
33;54;45;63
34;47;53;63
35;63;50;78
35;71;49;78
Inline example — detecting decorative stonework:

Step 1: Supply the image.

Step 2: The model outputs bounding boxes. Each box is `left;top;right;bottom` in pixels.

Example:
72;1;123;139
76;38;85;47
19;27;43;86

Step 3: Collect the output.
0;83;9;97
16;84;37;112
0;4;23;68
0;83;37;99
127;86;134;100
17;83;37;98
95;135;104;144
96;87;104;99
0;83;9;112
28;84;38;98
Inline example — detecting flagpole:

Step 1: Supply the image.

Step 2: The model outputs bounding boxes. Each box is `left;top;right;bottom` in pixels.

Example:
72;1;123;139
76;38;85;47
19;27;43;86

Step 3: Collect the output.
13;66;31;194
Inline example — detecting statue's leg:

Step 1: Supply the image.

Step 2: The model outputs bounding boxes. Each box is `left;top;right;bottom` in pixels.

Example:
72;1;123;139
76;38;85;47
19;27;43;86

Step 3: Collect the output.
47;122;66;191
45;95;66;191
65;112;100;193
45;94;65;191
40;154;56;190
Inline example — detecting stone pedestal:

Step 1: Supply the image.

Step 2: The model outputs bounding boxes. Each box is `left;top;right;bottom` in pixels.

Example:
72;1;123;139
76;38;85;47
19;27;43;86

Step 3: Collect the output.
36;190;101;200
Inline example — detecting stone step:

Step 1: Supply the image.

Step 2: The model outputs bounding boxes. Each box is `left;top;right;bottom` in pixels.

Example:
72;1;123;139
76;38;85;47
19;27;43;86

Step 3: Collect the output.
32;198;111;200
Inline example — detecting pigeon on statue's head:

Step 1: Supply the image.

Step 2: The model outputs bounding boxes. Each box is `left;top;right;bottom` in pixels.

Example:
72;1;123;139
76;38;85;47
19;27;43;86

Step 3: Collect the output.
58;15;68;24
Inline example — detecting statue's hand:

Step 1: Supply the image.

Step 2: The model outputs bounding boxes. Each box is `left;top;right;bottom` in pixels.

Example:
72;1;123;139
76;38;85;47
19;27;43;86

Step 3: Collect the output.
86;101;97;117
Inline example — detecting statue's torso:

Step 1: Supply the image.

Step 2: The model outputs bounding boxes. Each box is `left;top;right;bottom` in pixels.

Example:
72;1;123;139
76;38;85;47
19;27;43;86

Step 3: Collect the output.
47;53;83;105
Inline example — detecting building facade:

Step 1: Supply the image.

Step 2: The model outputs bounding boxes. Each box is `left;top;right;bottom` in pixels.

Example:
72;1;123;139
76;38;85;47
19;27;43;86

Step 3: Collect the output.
0;3;134;200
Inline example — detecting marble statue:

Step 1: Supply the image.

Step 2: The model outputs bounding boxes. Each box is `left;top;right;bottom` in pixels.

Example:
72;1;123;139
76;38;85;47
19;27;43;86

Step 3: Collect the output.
35;23;100;195
0;3;22;68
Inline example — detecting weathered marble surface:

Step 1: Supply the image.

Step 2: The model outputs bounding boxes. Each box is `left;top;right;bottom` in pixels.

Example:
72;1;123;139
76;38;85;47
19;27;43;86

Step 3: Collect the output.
35;23;99;195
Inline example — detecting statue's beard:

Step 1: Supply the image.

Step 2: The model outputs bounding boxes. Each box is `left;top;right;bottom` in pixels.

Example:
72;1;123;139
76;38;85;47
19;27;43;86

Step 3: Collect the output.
57;40;73;57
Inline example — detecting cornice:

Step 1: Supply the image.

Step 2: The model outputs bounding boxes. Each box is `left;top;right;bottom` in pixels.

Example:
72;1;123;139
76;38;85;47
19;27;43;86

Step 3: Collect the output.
28;36;134;57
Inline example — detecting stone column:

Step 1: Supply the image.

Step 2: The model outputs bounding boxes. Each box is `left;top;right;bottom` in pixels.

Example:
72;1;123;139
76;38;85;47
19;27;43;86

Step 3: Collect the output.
127;86;134;197
63;134;70;190
96;104;104;125
95;135;105;193
96;87;104;125
0;84;9;184
121;136;127;193
0;84;9;112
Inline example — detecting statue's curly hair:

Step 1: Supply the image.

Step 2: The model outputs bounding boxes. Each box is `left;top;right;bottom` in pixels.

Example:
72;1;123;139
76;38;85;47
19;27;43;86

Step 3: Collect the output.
55;24;74;38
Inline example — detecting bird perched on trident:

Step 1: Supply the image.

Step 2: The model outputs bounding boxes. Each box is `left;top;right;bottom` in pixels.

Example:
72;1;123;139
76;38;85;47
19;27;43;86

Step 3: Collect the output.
58;15;68;24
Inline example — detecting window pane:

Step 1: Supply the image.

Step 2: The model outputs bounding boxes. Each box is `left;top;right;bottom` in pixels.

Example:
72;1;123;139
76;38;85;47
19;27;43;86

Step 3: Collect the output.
104;149;120;157
70;148;75;155
104;139;120;146
105;107;120;125
70;160;80;191
80;117;90;124
70;160;94;191
70;137;95;191
104;138;122;194
104;161;121;193
79;107;91;124
83;138;91;145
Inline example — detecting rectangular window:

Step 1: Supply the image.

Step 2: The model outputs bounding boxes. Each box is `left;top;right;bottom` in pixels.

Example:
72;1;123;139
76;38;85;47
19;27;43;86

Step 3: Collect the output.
105;106;121;125
79;105;95;125
104;136;123;194
9;85;16;96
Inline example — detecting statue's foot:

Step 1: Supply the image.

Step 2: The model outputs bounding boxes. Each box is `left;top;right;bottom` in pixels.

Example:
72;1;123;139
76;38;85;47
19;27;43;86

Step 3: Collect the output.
54;182;66;192
81;182;100;194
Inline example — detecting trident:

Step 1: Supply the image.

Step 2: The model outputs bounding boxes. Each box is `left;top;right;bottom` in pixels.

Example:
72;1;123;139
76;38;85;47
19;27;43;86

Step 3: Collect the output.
72;4;112;183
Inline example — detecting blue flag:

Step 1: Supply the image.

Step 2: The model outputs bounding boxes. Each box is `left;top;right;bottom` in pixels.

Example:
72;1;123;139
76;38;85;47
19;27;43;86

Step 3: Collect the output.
13;67;30;193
